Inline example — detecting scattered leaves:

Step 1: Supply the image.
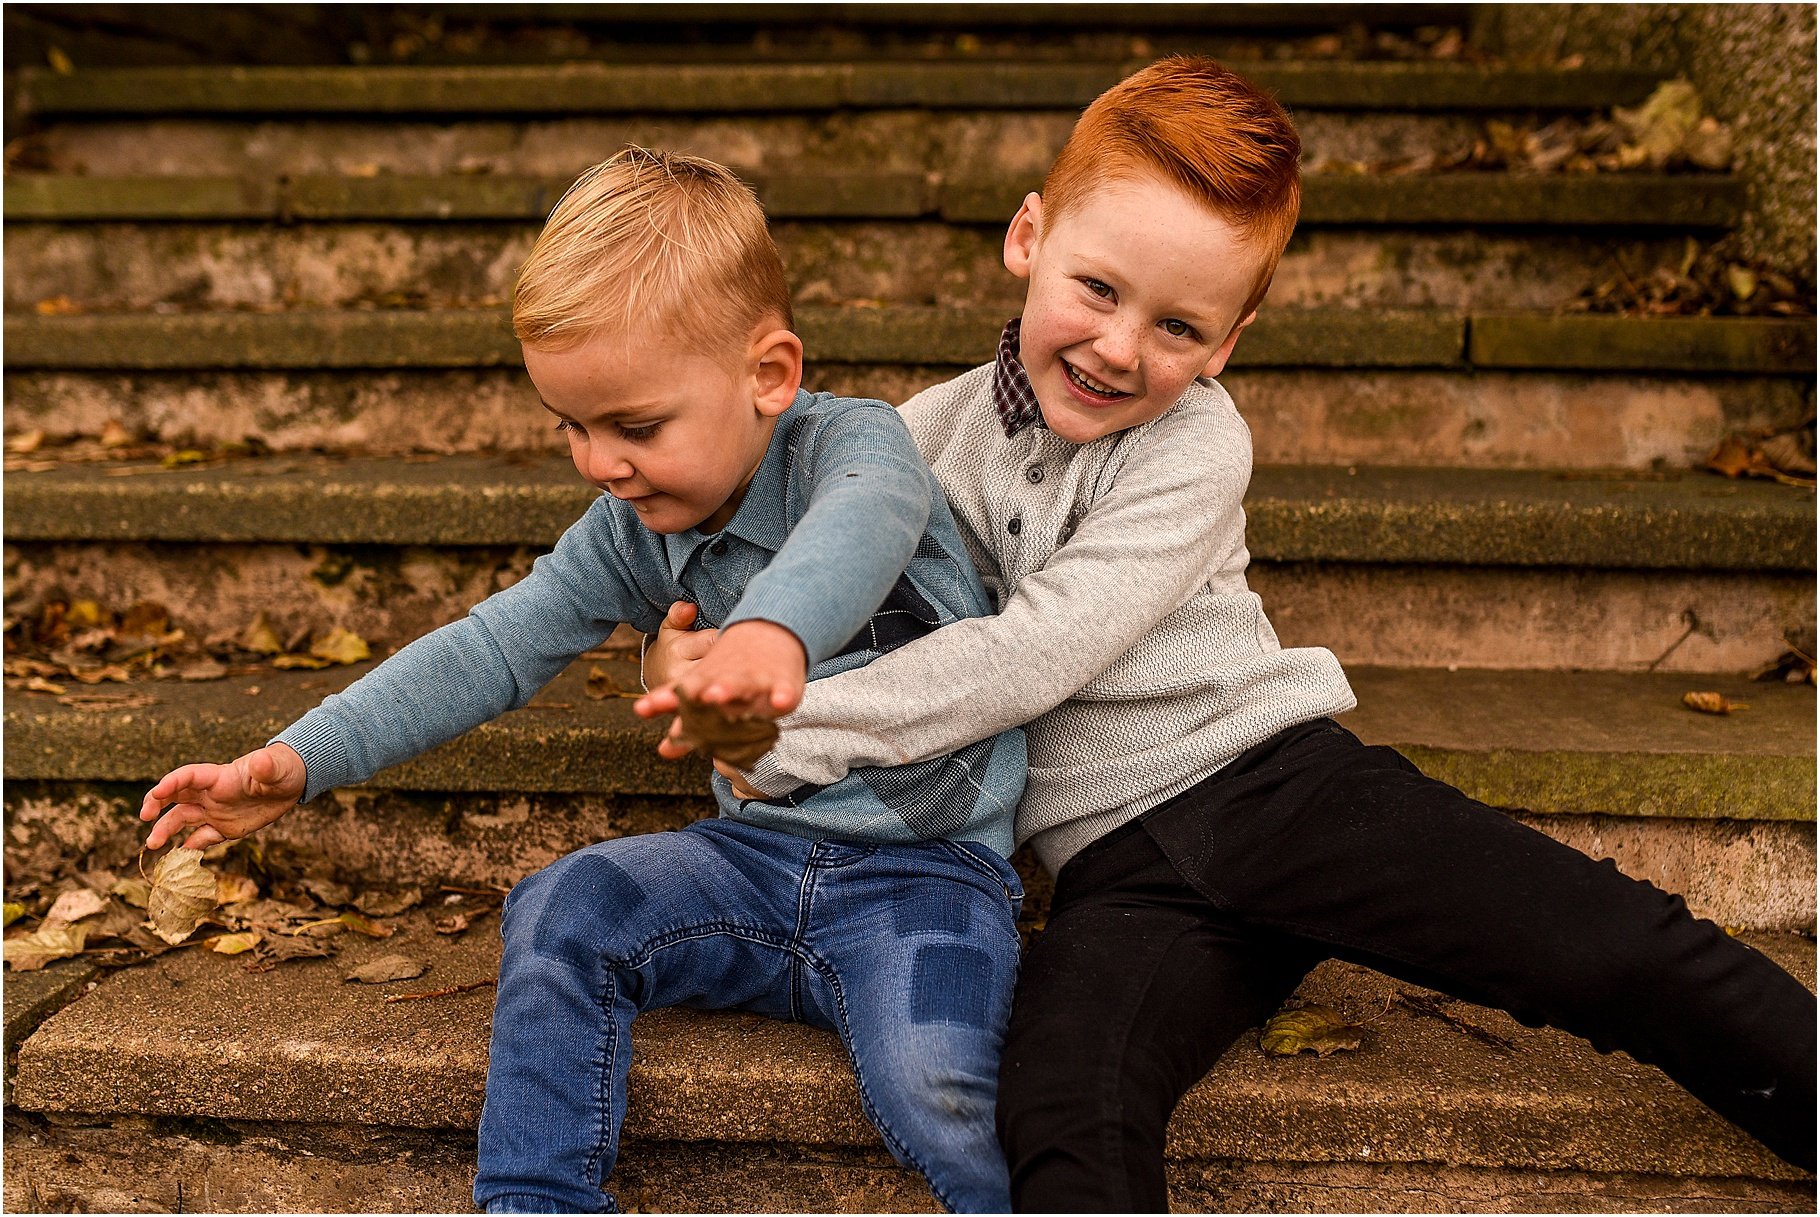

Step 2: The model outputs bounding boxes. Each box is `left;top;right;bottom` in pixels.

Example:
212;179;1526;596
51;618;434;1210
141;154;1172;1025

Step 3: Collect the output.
1260;1004;1366;1058
4;923;89;971
146;848;219;944
670;692;780;768
345;954;428;984
1705;423;1817;488
1683;691;1749;715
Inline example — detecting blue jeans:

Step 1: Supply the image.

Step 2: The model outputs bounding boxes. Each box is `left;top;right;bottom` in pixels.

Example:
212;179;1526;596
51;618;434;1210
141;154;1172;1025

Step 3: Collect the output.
474;818;1025;1213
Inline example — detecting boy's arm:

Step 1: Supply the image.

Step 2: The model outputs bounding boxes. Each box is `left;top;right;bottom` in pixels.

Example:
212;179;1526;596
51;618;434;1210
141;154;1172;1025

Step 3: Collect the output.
141;499;649;850
742;404;1249;794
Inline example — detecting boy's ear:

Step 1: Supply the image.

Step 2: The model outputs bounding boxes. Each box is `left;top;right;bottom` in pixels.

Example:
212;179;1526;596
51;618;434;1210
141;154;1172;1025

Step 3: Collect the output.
1201;311;1258;378
749;327;804;418
1002;192;1043;280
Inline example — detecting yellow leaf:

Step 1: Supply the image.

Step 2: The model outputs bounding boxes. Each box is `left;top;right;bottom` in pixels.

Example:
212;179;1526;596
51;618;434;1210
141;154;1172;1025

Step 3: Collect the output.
147;847;218;944
337;910;394;939
99;419;134;449
309;627;371;666
1726;265;1759;301
272;652;333;670
47;46;74;74
206;931;261;955
67;600;105;629
161;449;209;468
1682;691;1749;715
1260;1005;1365;1058
239;612;285;655
3;903;26;928
4;922;88;971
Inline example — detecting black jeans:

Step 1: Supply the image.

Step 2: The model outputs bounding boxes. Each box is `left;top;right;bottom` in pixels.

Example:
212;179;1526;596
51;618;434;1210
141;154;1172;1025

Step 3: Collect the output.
996;720;1816;1212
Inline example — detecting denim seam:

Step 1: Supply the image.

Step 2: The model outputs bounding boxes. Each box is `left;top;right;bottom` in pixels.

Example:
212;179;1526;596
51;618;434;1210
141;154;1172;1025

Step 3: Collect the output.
582;969;618;1187
936;840;1016;895
816;959;964;1213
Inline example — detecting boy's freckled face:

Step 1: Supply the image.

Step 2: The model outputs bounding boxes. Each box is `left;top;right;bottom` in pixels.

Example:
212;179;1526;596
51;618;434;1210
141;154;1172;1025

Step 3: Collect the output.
522;328;776;535
1007;176;1267;444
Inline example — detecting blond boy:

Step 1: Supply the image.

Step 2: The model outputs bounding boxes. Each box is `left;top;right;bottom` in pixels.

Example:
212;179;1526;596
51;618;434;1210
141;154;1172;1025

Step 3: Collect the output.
640;59;1816;1209
140;148;1027;1213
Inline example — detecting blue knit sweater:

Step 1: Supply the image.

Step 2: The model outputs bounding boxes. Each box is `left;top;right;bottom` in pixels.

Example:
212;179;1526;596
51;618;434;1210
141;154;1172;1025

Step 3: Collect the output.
274;391;1026;857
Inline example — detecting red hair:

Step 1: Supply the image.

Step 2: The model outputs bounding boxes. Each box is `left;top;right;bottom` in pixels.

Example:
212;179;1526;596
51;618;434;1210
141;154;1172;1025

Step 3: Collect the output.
1042;56;1302;317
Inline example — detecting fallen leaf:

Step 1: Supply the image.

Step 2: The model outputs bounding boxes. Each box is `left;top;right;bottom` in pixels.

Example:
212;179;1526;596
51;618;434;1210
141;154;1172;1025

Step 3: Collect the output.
2;903;25;928
146;847;219;944
1726;265;1760;302
110;877;151;908
56;690;157;710
22;676;66;695
161;449;210;468
7;430;46;454
216;873;260;905
239;612;285;655
244;932;334;971
309;627;371;666
177;658;230;682
671;693;780;768
205;931;261;955
354;887;423;917
98;419;135;449
34;295;81;316
302;876;353;907
345;953;428;984
1260;1004;1365;1057
1683;690;1749;715
4;922;89;971
586;663;629;699
338;910;394;939
433;913;471;935
46;46;74;74
45;887;109;924
272;653;333;670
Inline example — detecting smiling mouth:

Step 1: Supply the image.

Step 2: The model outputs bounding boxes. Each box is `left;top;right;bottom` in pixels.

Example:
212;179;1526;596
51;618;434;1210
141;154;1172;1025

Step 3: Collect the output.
1064;360;1131;402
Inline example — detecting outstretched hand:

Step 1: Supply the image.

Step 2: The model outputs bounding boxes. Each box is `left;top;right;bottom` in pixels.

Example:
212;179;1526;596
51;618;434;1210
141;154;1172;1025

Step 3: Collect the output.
636;618;805;765
139;742;308;851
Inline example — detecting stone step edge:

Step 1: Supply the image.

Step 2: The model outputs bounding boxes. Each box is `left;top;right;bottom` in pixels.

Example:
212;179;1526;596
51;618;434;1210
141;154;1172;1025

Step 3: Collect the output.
6;308;1813;375
2;171;1744;229
15;61;1667;118
6;663;1812;823
9;926;1809;1184
5;456;1812;573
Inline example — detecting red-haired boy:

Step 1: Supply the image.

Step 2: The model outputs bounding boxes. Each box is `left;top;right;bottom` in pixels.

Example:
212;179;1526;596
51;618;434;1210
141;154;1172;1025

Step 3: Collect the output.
640;56;1815;1208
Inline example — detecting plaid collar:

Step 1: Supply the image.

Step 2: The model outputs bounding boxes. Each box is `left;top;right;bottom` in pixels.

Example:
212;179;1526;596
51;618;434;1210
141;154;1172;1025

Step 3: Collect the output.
992;317;1045;438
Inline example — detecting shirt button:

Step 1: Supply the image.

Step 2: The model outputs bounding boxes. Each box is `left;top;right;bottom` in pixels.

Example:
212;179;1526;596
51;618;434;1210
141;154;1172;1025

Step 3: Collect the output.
1007;517;1022;536
710;538;729;555
1025;466;1044;484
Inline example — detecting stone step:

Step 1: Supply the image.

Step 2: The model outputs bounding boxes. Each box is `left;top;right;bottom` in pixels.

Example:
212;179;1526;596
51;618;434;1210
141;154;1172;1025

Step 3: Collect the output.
4;170;1745;230
6;460;1811;673
8;364;1806;475
5;663;1813;932
15;60;1665;118
7;307;1812;376
7;455;1810;570
6;917;1811;1212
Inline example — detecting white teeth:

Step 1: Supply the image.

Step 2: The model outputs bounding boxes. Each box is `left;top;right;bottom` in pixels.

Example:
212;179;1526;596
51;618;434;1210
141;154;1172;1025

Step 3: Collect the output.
1066;362;1123;396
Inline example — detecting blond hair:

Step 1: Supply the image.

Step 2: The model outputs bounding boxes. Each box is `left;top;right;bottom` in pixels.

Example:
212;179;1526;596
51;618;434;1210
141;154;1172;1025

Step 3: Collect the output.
513;147;793;354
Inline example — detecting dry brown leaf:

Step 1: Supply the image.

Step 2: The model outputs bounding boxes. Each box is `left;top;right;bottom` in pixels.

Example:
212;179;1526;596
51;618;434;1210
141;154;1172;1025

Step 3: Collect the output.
338;910;394;939
45;887;109;924
345;953;428;984
98;419;135;449
216;873;260;905
354;887;423;917
272;653;334;670
586;663;633;699
111;877;152;908
244;932;334;971
46;46;74;74
433;913;471;935
309;628;371;666
147;847;219;944
22;675;66;695
4;922;89;971
56;689;158;710
1683;691;1749;715
1260;1004;1365;1057
7;430;46;454
178;658;230;682
302;876;353;907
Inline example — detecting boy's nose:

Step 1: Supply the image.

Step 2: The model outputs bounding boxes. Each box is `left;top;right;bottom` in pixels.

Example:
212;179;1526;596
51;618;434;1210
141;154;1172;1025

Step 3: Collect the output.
1093;320;1142;371
584;442;635;486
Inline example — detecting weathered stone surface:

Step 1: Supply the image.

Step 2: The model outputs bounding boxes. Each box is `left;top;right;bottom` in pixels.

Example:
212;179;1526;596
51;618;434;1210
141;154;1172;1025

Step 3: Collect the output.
12;458;1811;571
8;364;1805;472
1472;314;1817;375
12;924;1809;1183
4;961;99;1069
16;61;1664;118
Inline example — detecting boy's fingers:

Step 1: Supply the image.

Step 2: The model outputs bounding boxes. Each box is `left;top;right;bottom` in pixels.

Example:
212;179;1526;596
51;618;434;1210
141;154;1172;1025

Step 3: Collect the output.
660;601;699;632
633;686;680;717
184;825;226;851
147;763;217;801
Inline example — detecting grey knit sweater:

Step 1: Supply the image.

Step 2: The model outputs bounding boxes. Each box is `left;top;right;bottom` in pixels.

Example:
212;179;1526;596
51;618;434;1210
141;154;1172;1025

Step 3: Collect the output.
744;362;1357;874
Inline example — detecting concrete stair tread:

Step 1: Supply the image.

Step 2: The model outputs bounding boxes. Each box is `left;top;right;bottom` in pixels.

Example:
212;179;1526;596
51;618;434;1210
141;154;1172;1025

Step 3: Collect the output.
5;661;1811;822
3;171;1745;229
16;60;1666;117
9;909;1809;1181
5;454;1812;572
8;307;1811;374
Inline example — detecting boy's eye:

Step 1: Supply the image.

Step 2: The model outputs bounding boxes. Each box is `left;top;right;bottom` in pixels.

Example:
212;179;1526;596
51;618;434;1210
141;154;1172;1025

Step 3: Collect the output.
618;421;661;442
554;419;582;435
1161;319;1199;340
1081;278;1113;299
